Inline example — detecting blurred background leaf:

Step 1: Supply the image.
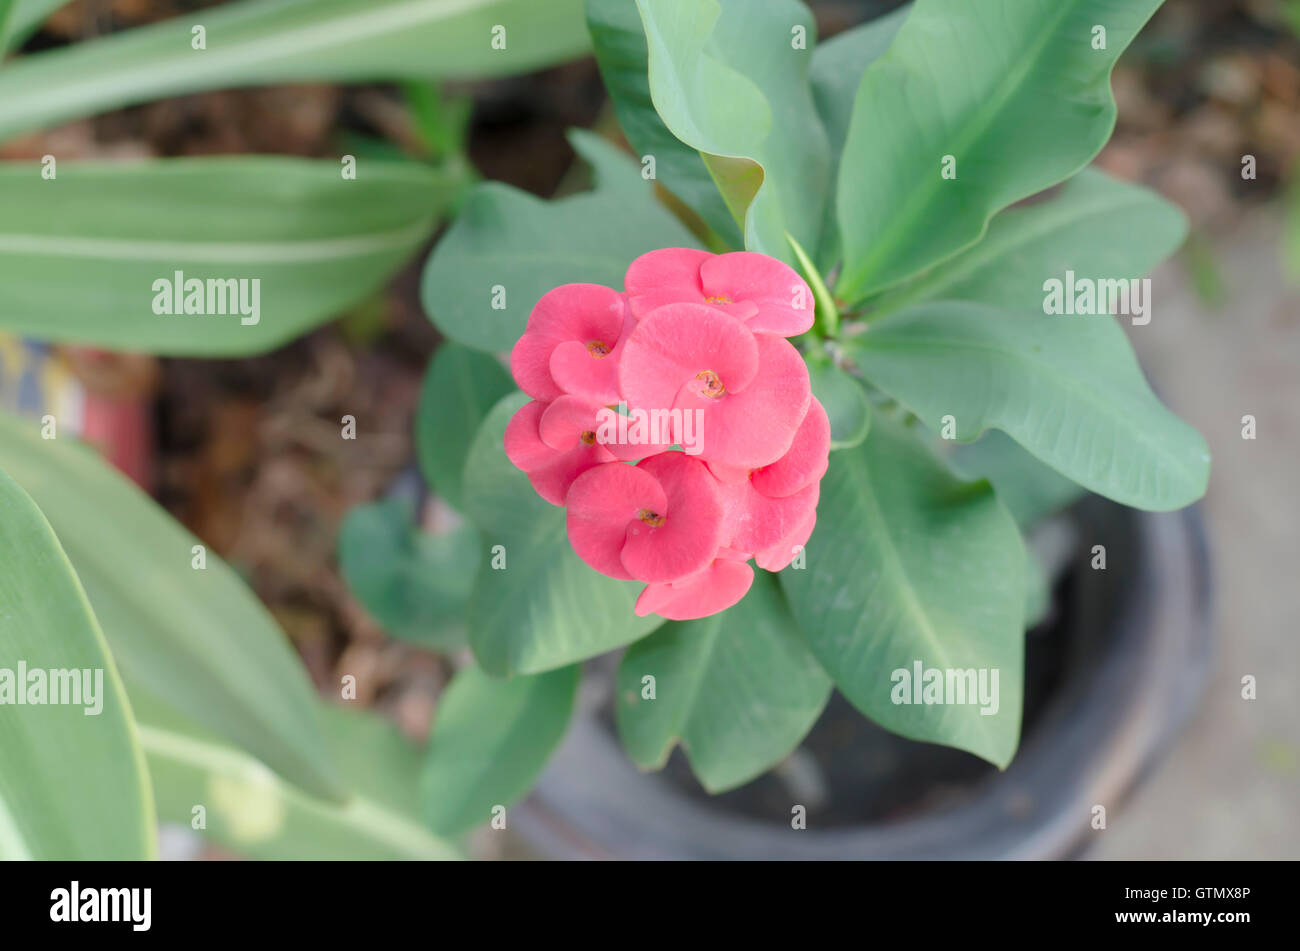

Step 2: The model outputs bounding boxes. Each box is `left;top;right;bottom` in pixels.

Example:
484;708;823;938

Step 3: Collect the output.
0;465;155;860
0;410;345;800
0;157;450;356
339;498;477;651
133;688;460;860
0;0;591;141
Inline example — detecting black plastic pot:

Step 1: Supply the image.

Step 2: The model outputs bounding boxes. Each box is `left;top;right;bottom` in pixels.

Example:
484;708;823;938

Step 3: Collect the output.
512;499;1212;859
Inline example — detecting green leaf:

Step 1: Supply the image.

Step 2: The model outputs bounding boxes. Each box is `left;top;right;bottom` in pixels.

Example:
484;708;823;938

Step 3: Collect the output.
0;466;155;860
422;128;698;353
870;169;1188;316
0;411;345;800
635;0;831;262
0;157;450;356
421;663;579;836
952;430;1085;529
835;0;1165;301
585;0;742;248
807;3;909;266
462;393;662;674
1;0;66;53
0;0;590;141
615;572;831;792
133;689;460;860
416;342;515;511
847;301;1211;511
339;499;477;651
807;357;870;450
781;414;1025;767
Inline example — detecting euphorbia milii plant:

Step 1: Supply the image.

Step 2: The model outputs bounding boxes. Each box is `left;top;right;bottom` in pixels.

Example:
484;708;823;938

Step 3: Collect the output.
412;0;1210;826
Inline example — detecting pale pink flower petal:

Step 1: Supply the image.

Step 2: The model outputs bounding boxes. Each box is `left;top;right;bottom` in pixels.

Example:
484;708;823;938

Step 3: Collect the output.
634;559;755;620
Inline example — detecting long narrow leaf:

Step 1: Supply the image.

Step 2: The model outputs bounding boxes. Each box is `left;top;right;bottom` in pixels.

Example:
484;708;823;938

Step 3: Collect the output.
0;157;450;355
0;466;156;859
0;0;589;141
0;411;345;800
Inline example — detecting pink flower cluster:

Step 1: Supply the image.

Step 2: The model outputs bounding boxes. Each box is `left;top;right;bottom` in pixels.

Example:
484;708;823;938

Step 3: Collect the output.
504;248;829;621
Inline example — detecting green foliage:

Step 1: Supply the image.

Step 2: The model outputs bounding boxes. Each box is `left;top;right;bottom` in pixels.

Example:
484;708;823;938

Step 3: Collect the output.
422;130;699;353
422;663;579;836
0;466;155;859
616;573;830;792
0;411;344;801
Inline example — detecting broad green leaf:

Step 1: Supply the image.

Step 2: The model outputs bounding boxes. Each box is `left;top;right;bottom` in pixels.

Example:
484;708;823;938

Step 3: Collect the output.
421;663;578;836
781;414;1025;767
416;342;514;511
615;573;831;793
0;157;449;356
422;128;698;353
870;169;1188;316
847;301;1211;511
0;466;155;860
133;689;460;860
808;3;909;266
585;0;741;248
0;0;590;141
0;411;345;800
835;0;1165;301
462;394;661;674
635;0;831;262
339;499;477;651
952;430;1085;529
807;357;870;450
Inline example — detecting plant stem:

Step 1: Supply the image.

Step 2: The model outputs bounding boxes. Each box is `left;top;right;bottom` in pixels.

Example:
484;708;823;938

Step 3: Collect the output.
785;232;840;339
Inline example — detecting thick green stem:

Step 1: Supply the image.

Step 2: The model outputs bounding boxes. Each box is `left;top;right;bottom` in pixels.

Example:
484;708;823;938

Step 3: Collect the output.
786;232;840;339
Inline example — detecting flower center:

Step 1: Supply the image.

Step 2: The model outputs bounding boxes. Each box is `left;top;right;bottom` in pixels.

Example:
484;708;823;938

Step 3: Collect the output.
695;369;725;399
579;430;597;446
637;508;666;527
586;339;611;358
704;294;733;305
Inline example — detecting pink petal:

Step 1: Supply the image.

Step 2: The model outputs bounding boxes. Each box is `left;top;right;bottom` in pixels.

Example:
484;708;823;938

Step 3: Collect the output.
620;453;725;583
539;396;602;451
505;401;615;505
676;334;811;469
526;444;616;506
724;481;819;555
590;405;674;462
566;462;668;580
756;503;818;572
504;401;553;471
549;339;622;405
510;283;625;401
634;559;755;620
750;397;830;498
625;248;711;318
700;252;813;337
618;304;760;413
706;459;751;484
